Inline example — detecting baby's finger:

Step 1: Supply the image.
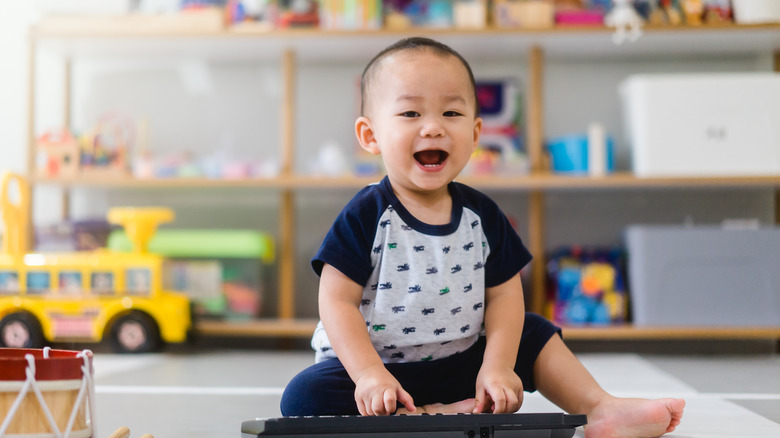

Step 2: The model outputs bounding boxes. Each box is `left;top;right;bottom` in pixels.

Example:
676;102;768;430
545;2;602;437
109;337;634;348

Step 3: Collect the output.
504;388;520;413
382;388;397;416
357;398;368;416
371;392;389;416
397;388;416;413
490;389;507;414
473;388;487;413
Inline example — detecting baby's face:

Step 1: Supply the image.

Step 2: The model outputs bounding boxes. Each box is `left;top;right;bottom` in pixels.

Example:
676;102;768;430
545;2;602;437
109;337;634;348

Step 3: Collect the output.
360;50;481;197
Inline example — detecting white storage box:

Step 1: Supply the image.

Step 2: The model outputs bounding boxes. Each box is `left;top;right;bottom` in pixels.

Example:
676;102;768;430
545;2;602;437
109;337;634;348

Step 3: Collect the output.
733;0;780;24
620;73;780;177
626;225;780;327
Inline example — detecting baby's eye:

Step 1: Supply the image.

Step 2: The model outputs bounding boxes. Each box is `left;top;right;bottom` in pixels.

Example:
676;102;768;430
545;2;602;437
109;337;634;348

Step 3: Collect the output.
399;111;420;118
443;111;463;117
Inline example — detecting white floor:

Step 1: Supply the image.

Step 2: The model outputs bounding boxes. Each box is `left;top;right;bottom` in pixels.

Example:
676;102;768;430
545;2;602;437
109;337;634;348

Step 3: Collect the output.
82;350;780;437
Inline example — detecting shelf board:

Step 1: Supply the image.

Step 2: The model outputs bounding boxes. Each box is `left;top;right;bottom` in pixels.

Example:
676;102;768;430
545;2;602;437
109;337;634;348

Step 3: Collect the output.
31;20;780;61
192;318;780;341
31;172;780;191
194;318;318;337
562;325;780;341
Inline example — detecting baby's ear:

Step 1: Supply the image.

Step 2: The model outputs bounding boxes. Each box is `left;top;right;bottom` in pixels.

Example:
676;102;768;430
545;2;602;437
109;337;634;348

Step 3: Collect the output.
356;116;380;155
472;117;483;151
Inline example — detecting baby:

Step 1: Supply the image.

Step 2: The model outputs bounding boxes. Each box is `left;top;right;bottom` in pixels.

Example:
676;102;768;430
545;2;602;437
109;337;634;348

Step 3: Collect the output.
281;37;685;438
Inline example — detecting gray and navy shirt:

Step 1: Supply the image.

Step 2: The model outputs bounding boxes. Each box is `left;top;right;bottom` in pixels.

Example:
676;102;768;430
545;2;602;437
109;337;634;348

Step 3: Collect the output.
311;176;532;364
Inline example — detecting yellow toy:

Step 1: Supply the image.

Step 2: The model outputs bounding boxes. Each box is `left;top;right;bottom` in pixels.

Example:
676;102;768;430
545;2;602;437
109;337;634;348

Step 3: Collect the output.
0;172;190;353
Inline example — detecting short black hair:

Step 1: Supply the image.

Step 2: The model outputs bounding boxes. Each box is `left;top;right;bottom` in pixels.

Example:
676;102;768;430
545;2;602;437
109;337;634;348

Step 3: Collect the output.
360;37;480;117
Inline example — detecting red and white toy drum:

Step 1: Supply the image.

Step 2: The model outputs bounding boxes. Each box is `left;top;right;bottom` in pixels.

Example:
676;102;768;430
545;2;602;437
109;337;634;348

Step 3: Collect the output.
0;348;94;437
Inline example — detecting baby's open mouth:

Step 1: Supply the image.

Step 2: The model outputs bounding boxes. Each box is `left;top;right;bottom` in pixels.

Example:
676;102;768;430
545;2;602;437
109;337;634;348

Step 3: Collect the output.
414;150;449;168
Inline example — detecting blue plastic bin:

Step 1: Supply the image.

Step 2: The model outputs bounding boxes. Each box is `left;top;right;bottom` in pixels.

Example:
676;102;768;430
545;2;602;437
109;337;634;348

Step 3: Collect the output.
547;135;615;174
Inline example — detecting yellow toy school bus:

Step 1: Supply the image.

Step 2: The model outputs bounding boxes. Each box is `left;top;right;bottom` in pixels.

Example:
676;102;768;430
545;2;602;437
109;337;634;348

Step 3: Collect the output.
0;172;190;353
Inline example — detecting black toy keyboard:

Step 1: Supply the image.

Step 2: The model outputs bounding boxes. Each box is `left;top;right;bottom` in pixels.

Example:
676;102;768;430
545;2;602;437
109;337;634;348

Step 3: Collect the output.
241;412;587;438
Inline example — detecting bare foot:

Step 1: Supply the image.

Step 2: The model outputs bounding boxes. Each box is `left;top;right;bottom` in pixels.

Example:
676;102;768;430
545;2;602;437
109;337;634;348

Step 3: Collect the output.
396;398;476;415
584;396;685;438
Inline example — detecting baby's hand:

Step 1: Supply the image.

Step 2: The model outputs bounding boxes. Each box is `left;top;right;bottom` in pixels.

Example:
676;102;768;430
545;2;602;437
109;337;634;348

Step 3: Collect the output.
354;365;416;416
473;364;523;414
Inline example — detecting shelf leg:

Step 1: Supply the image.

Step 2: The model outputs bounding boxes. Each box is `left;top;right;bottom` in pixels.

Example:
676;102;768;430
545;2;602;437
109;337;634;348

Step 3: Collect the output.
25;31;37;251
528;191;546;315
526;45;547;315
527;45;545;173
278;48;298;321
278;190;296;320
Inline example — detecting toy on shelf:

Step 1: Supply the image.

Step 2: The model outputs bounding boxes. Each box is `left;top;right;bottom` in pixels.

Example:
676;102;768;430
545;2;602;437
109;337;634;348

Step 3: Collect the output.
604;0;644;44
547;124;615;176
703;0;732;24
0;172;191;353
36;129;80;178
277;0;319;27
554;0;605;26
494;0;555;29
547;247;628;326
319;0;382;30
79;112;135;177
465;79;529;176
226;0;274;25
681;0;704;25
453;0;488;29
658;0;684;25
108;228;274;320
35;219;115;252
383;0;454;29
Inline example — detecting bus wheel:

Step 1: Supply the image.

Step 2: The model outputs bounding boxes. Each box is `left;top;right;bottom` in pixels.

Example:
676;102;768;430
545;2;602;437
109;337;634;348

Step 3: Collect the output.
109;312;160;353
0;312;44;348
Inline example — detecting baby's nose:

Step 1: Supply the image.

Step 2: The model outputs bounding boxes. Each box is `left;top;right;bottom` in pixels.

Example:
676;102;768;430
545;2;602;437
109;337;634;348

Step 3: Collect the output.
420;119;445;137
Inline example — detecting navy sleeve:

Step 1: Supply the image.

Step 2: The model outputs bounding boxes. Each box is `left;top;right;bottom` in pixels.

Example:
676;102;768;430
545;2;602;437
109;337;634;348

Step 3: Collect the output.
311;184;385;287
456;183;533;288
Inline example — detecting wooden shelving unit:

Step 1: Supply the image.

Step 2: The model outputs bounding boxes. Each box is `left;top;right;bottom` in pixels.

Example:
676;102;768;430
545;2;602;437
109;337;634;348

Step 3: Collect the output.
27;18;780;342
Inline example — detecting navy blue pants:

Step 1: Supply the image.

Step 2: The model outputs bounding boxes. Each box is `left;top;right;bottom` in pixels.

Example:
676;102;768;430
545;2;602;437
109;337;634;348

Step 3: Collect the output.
280;312;561;416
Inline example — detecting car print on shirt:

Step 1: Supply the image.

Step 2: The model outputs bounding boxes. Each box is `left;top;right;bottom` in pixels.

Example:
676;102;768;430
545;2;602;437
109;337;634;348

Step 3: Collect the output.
473;302;483;311
383;344;397;350
413;245;425;252
397;263;410;272
426;267;438;275
460;324;470;333
421;308;435;315
473;261;484;270
463;283;472;293
388;243;398;249
450;307;462;315
392;306;406;313
402;327;416;334
373;245;382;254
371;324;386;332
434;328;446;336
421;355;433;361
450;265;462;274
391;352;405;359
379;282;392;290
439;287;450;295
380;219;391;228
463;242;474;251
471;220;479;228
401;225;412;231
408;285;422;293
361;299;371;306
371;283;378;290
442;246;450;254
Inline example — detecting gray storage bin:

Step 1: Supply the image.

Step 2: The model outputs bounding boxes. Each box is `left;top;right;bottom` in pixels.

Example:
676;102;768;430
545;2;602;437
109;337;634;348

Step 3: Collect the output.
626;225;780;326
